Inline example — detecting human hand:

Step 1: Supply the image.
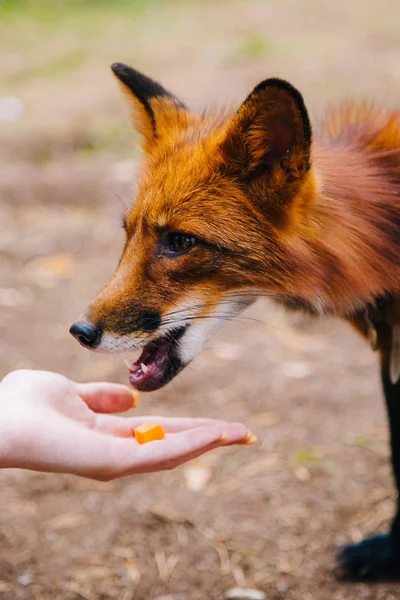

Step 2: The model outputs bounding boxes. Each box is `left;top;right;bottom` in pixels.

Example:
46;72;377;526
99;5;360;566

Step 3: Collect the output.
0;370;250;480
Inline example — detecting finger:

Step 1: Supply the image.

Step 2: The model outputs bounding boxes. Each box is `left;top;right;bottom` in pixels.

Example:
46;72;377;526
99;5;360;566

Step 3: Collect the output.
93;414;247;439
74;382;138;413
115;422;248;474
136;416;227;433
96;415;228;435
132;432;248;473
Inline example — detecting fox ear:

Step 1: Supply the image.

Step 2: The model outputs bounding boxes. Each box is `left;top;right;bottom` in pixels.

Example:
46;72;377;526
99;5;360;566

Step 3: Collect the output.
220;78;311;181
111;63;189;151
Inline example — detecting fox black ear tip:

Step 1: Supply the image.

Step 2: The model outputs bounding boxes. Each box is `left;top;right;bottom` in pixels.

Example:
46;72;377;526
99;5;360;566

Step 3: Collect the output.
111;62;130;75
252;77;301;97
111;62;122;72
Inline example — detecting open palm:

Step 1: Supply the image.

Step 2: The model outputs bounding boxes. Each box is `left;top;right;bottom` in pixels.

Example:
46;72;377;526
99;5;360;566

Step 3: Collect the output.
0;370;249;480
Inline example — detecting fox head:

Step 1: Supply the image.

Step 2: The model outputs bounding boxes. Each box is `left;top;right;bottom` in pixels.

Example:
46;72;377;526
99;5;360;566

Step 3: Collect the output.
70;63;316;391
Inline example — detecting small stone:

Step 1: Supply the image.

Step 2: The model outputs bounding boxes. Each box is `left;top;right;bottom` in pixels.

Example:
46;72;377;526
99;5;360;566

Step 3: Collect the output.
294;465;311;481
17;573;33;586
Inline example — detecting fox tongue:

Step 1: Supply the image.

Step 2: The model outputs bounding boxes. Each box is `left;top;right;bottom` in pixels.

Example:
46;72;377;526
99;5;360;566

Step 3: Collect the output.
124;326;187;392
127;338;171;389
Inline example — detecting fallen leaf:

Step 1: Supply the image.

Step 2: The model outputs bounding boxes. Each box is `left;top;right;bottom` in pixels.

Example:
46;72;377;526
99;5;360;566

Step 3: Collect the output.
225;588;266;600
356;488;389;505
148;506;190;524
290;449;321;467
154;550;178;582
278;553;304;574
232;565;246;588
44;513;87;530
64;582;92;600
215;543;231;575
75;566;115;581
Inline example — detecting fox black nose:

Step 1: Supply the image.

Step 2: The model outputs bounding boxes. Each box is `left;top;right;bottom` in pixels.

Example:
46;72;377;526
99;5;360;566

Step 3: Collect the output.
69;322;101;349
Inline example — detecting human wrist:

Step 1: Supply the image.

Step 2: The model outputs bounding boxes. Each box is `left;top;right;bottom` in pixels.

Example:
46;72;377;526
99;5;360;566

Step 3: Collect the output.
0;408;16;468
0;383;26;469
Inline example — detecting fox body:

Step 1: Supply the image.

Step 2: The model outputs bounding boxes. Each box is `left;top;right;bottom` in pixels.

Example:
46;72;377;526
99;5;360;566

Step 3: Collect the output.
70;64;400;579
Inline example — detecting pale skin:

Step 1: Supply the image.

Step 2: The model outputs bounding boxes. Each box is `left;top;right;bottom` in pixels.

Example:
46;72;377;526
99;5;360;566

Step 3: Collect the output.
0;370;250;481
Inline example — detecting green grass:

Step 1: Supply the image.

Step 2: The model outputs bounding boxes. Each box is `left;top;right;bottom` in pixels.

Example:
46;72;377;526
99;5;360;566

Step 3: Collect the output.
237;33;272;58
290;448;322;467
0;0;153;18
0;0;158;90
0;0;154;52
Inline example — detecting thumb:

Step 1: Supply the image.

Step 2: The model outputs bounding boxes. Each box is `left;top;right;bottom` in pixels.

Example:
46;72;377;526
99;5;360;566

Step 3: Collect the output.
74;382;138;413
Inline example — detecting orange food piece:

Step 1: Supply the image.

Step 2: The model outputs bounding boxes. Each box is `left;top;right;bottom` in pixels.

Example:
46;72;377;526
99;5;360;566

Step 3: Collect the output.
134;422;165;444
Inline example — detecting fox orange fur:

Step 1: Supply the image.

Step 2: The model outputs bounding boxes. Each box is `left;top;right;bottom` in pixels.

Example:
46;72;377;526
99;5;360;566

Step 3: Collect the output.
70;63;400;580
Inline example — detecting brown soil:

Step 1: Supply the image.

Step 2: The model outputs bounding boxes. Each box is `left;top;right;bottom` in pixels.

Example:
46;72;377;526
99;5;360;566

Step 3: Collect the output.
1;1;400;598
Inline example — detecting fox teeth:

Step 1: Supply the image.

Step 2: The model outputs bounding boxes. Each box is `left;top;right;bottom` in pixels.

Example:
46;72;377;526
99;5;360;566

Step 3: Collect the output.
123;359;149;373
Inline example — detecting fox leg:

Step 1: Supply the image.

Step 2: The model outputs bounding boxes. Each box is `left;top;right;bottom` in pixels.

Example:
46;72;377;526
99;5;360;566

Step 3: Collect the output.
338;317;400;580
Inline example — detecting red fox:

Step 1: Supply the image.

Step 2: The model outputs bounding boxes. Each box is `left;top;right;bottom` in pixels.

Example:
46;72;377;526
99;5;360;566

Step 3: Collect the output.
70;63;400;580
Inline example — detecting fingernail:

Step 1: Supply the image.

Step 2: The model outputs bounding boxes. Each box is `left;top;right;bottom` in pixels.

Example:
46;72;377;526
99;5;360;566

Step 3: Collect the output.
219;432;228;441
131;390;139;408
243;434;258;445
239;431;258;445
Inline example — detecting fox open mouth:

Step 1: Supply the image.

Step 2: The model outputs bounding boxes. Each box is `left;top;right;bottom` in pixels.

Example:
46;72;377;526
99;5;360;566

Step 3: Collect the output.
125;326;187;392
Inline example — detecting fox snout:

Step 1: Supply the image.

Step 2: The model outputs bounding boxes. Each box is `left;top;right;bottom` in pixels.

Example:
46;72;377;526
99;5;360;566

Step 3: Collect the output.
70;305;163;352
70;281;251;392
70;305;189;392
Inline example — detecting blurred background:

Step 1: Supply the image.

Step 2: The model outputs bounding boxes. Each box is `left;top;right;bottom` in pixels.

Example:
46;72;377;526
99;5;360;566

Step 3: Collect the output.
0;1;399;598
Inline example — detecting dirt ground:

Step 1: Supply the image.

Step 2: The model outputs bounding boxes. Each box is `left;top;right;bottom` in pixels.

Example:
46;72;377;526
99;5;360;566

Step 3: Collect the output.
1;1;400;598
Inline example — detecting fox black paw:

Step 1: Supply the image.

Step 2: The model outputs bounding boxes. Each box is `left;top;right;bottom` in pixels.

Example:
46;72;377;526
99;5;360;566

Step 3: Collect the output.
337;534;400;581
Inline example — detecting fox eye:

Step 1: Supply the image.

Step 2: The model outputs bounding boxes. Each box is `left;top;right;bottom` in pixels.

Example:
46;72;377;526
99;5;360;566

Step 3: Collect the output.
170;233;196;253
160;233;197;257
